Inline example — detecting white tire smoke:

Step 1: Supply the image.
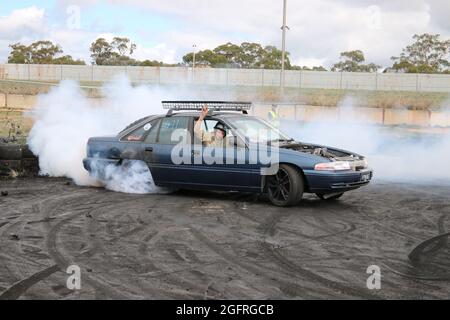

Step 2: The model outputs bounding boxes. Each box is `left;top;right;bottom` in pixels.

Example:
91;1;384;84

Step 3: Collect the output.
26;77;170;193
282;96;450;184
89;159;169;194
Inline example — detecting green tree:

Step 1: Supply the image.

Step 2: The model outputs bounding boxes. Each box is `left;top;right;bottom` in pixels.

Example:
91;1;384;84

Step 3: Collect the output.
213;42;242;65
90;38;114;65
112;37;136;56
182;42;297;69
258;45;290;69
8;43;32;64
28;41;62;64
182;49;227;67
140;60;179;67
8;41;86;65
52;55;86;65
332;50;380;72
311;66;327;71
140;60;163;67
292;65;327;71
391;33;450;73
90;37;138;65
238;42;265;68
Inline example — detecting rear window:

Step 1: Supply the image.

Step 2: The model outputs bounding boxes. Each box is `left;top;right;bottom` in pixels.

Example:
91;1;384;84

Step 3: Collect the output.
158;117;189;144
122;121;154;142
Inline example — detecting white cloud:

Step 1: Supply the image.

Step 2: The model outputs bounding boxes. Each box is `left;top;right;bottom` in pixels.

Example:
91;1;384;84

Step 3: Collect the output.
0;6;48;63
104;0;449;68
0;5;178;64
133;43;177;63
0;6;46;39
1;1;449;67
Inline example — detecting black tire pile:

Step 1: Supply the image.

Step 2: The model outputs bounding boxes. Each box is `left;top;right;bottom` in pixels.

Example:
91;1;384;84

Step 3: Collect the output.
0;141;39;177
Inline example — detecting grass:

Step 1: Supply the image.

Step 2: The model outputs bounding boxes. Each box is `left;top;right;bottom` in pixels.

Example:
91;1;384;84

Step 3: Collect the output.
0;109;32;143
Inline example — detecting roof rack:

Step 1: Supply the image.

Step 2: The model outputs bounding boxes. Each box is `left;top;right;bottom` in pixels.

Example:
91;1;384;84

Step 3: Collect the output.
162;101;251;116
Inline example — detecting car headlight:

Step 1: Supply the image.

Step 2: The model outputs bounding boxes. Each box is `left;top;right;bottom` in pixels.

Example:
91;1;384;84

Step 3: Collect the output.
362;158;368;168
314;161;352;171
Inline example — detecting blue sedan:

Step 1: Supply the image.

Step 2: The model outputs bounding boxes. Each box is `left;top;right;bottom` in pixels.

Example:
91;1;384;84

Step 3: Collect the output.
83;101;373;206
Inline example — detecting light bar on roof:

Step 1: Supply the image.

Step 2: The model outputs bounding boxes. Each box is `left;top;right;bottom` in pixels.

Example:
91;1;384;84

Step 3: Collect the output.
161;101;252;111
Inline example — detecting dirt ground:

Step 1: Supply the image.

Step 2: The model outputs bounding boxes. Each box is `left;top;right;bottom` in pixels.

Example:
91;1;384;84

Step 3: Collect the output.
0;177;448;300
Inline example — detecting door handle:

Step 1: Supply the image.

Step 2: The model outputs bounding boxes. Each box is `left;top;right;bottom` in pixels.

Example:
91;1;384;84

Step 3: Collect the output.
145;147;153;152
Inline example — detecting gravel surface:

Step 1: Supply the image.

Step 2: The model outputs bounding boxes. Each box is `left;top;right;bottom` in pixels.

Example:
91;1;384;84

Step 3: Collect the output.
0;177;449;299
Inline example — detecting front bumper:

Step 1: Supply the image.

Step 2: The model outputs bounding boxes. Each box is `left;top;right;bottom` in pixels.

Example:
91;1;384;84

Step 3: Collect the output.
303;168;373;193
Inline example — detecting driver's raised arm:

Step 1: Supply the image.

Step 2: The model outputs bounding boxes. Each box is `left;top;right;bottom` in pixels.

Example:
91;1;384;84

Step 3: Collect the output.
194;105;208;137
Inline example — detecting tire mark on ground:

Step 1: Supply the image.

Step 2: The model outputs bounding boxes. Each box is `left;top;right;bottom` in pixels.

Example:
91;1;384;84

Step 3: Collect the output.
258;211;382;299
0;264;60;300
189;226;321;299
44;196;134;299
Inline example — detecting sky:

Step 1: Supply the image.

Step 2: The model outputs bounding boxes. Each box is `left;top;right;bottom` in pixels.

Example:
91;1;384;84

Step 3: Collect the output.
0;0;449;68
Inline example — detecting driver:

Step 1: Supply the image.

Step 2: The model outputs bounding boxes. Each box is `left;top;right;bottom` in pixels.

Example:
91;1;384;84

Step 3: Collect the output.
194;106;226;147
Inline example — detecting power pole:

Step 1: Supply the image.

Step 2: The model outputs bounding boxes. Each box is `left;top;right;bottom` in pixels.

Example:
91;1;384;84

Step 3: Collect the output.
280;0;288;94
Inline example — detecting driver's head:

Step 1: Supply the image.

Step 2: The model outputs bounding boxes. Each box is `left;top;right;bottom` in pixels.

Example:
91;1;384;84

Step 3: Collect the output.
214;123;226;140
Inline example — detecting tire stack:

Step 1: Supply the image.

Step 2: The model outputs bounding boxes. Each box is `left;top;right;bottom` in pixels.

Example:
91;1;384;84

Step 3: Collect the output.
0;142;39;177
20;144;39;175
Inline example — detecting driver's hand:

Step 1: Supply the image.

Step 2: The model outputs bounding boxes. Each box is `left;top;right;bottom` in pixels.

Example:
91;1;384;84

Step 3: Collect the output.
200;105;208;119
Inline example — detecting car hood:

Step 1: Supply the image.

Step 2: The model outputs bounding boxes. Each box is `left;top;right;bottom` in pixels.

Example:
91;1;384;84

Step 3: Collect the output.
278;141;368;170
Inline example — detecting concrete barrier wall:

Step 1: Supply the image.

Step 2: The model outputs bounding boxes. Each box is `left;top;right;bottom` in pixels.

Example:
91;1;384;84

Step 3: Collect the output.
252;104;450;127
2;64;450;92
7;94;37;110
2;93;449;127
0;93;5;108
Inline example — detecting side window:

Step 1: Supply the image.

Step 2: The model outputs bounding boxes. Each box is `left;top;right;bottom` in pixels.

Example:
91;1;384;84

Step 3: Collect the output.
225;129;246;148
144;119;160;143
203;119;218;133
197;118;229;134
123;122;153;142
157;117;189;144
196;118;241;147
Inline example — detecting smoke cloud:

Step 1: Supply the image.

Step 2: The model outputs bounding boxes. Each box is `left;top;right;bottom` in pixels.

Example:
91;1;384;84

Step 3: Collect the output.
282;96;450;184
89;159;165;194
27;77;174;193
27;79;450;193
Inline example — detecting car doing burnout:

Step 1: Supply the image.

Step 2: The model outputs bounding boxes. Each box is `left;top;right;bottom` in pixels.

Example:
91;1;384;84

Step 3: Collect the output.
83;101;373;207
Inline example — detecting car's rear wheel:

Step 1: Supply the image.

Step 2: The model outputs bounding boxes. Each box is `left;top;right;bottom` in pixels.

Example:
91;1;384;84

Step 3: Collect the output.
267;164;303;207
316;192;344;200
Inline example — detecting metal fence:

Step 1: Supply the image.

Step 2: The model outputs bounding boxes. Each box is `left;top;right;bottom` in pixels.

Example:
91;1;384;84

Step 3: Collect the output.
1;63;450;92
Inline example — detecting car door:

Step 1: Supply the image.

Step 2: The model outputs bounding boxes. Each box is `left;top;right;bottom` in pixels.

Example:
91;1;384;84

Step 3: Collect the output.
189;117;260;192
118;120;156;160
143;116;193;186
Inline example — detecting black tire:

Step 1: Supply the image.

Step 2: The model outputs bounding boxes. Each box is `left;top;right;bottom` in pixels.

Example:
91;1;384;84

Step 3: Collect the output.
316;192;344;200
0;144;22;160
266;164;304;207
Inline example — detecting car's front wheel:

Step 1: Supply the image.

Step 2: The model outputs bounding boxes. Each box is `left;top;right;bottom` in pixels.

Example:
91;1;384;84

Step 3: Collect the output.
267;164;304;207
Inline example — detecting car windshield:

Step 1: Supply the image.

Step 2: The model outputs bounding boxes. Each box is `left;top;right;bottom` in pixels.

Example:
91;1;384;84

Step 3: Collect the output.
227;116;293;143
